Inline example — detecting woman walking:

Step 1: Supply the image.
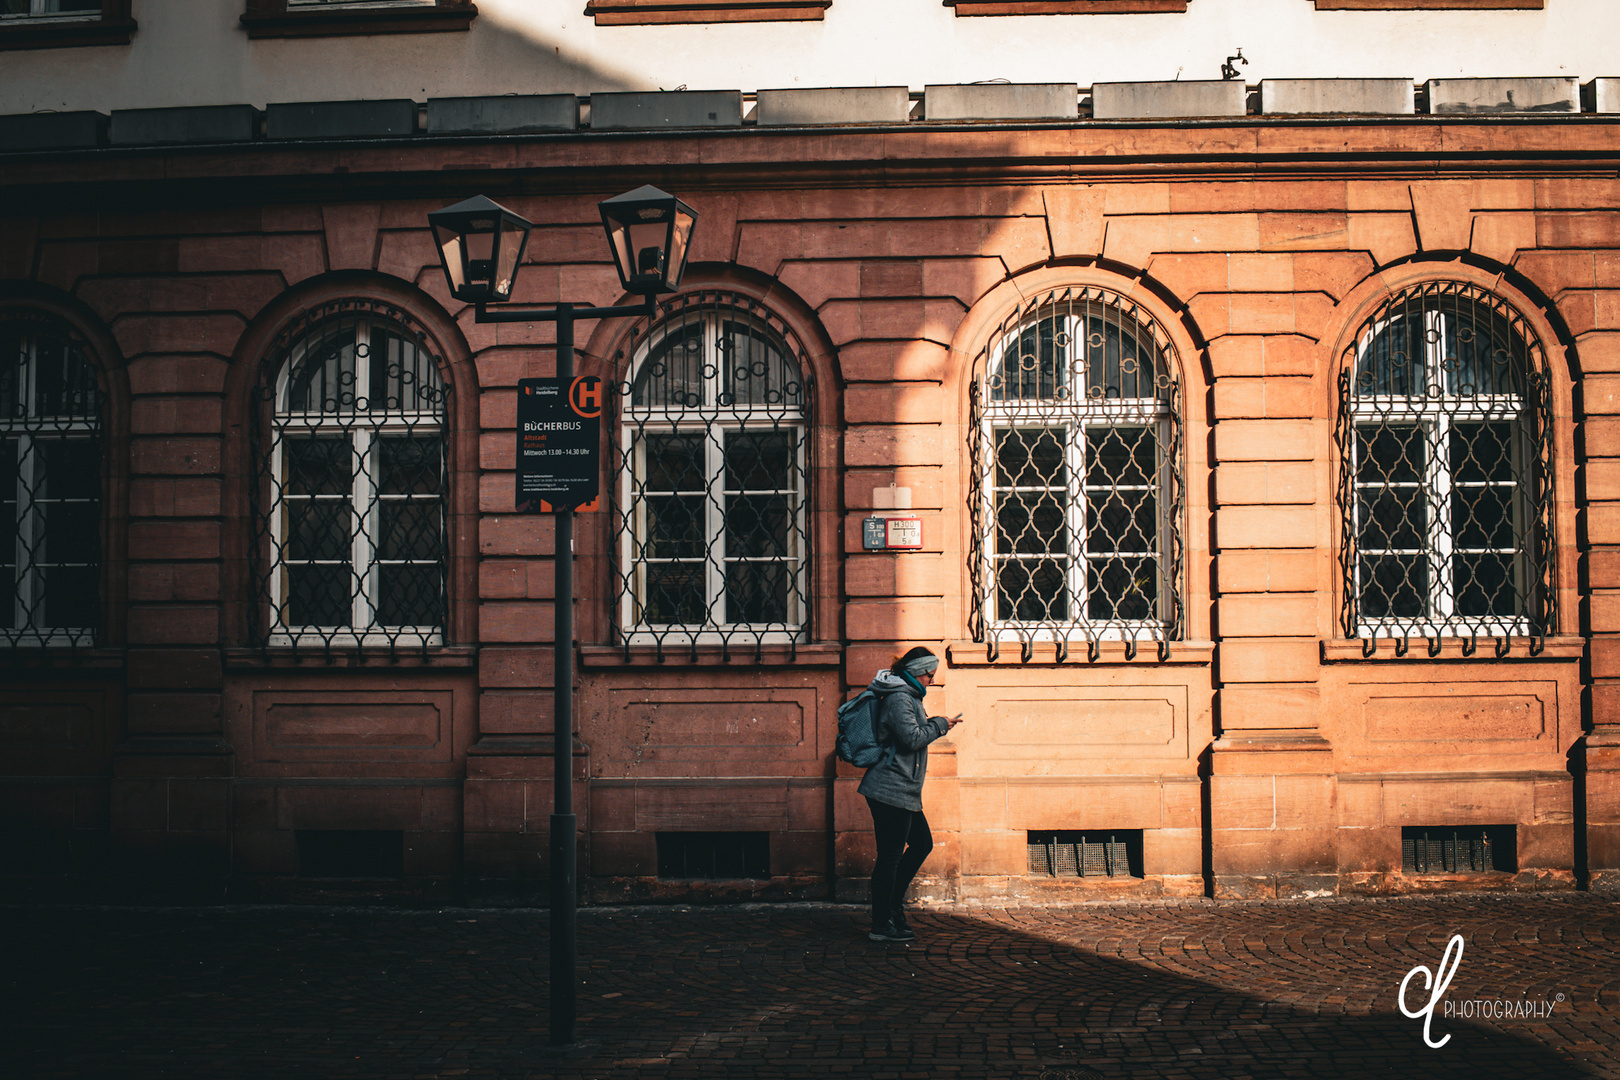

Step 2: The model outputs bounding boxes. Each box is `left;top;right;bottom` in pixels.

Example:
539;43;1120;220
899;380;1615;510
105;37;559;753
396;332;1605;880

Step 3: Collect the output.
858;646;964;943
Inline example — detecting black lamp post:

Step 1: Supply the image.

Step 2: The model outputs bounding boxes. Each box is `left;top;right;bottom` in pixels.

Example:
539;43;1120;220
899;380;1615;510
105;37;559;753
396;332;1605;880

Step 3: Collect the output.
429;187;697;1046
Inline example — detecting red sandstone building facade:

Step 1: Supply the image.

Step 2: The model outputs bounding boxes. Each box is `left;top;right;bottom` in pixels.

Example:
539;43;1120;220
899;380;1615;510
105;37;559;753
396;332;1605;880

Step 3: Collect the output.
2;3;1619;905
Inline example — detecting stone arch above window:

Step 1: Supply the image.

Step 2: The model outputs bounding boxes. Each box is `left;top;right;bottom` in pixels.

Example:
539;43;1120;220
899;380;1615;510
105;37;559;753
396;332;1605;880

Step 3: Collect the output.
1334;279;1554;645
968;284;1186;661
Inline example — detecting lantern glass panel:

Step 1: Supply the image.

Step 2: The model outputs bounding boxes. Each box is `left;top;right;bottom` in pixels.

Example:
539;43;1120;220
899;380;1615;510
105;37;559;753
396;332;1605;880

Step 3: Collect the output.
430;223;466;296
494;217;526;301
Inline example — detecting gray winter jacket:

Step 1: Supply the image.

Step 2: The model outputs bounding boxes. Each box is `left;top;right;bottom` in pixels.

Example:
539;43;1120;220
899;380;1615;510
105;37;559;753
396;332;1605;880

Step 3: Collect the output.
855;669;951;812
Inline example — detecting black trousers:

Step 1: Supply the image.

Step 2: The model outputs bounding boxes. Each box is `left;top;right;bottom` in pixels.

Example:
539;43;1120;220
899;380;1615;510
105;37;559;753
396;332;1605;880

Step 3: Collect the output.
866;796;933;927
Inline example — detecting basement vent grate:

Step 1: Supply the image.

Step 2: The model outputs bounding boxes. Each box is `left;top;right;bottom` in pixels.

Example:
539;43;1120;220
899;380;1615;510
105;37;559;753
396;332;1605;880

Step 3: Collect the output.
1027;830;1143;878
655;831;770;880
1401;825;1515;874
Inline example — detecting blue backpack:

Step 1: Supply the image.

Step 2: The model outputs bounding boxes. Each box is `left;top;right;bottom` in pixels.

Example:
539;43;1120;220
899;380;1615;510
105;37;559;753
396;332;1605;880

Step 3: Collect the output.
835;689;891;768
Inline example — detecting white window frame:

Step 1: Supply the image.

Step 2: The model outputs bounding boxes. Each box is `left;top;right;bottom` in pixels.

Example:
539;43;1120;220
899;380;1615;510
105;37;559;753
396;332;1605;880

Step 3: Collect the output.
267;314;445;649
978;307;1173;642
2;326;100;647
1348;305;1530;639
617;307;809;647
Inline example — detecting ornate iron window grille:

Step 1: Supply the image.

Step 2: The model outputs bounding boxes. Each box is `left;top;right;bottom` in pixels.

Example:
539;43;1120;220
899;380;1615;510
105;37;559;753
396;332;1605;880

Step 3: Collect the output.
1;314;102;648
611;290;814;662
968;286;1185;662
249;299;450;660
1335;282;1553;650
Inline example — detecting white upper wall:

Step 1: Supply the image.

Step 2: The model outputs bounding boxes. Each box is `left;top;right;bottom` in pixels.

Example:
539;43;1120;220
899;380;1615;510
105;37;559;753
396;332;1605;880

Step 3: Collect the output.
3;0;1617;115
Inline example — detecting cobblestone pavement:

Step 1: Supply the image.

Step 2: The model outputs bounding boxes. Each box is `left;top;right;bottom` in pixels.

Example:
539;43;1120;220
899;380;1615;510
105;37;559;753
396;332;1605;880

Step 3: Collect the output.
4;893;1618;1079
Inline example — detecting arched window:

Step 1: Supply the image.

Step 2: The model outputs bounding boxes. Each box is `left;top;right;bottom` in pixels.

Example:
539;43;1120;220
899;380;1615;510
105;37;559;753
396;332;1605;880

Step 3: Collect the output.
1337;281;1553;641
613;291;813;652
249;299;450;653
969;286;1184;656
1;314;102;646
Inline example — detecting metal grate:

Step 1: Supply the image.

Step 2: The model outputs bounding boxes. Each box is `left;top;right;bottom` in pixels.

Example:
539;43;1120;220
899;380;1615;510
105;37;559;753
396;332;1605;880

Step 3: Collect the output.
249;299;450;659
611;291;814;661
1027;830;1142;878
1;314;102;649
970;287;1184;661
1336;282;1553;648
655;831;770;879
296;829;405;878
1401;825;1514;874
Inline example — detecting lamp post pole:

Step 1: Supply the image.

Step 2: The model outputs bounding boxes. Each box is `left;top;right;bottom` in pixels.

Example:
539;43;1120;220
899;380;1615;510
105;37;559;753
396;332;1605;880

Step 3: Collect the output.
550;303;577;1046
472;296;650;1045
428;186;696;1047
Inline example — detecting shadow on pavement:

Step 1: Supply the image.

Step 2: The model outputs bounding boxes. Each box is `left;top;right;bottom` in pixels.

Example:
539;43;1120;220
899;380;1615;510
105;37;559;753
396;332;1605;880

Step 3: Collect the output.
0;903;1604;1079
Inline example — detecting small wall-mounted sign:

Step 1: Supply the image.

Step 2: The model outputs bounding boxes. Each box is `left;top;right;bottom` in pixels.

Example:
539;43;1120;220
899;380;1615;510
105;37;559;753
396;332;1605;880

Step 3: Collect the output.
862;516;923;550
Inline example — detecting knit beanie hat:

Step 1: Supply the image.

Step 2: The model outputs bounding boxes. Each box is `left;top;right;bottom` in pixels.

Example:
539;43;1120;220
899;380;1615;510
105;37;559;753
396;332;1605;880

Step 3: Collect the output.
897;647;939;678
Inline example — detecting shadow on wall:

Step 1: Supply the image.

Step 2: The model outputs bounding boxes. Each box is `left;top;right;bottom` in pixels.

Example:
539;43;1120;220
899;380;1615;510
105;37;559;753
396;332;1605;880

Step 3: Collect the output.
3;903;1601;1078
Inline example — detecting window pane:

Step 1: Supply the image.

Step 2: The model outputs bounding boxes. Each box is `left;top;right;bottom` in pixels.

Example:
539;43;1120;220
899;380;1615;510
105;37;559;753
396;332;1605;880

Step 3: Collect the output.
285;437;352;495
1452;486;1515;550
1086;489;1157;554
377;436;441;494
0;330;20;417
720;323;802;408
992;317;1065;401
1359;555;1427;619
724;561;790;623
1357;489;1426;551
644;433;704;492
725;493;792;558
646;496;704;559
40;498;99;565
995;427;1065;488
378;501;441;561
1356;424;1425;484
1082;315;1160;401
42;565;97;629
1442;302;1521;397
633;322;704;408
1087;557;1157;622
1086;426;1155;487
37;439;100;500
285;501;351;561
997;491;1066;555
287;564;352;627
1354;313;1423;397
724;430;796;491
643;563;705;624
285;322;358;413
1455;553;1517;617
1450;422;1514;483
996;558;1068;622
366;326;439;411
378;564;441;626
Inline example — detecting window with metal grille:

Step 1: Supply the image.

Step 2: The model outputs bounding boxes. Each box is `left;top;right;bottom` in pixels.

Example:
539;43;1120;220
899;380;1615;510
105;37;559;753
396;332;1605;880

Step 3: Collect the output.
1400;825;1514;875
2;317;101;647
613;292;813;657
970;287;1184;659
1027;830;1143;878
249;300;450;656
1336;282;1553;642
655;831;770;879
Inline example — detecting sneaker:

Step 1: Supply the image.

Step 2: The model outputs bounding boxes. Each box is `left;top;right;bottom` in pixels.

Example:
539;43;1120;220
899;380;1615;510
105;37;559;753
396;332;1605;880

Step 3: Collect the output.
868;920;913;943
890;908;913;936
